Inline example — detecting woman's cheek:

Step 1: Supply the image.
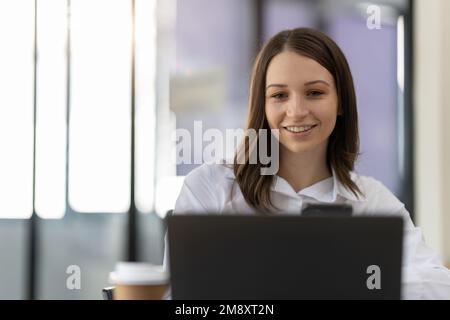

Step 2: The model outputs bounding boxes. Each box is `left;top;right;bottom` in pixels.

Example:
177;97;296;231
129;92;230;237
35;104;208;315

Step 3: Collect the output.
265;105;281;129
323;116;338;137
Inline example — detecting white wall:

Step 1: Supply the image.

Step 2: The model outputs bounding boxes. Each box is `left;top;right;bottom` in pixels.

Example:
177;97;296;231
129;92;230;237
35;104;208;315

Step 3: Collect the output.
414;0;450;266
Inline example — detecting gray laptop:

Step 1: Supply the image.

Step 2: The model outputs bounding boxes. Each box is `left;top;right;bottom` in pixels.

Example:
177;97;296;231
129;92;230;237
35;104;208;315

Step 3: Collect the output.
167;214;403;300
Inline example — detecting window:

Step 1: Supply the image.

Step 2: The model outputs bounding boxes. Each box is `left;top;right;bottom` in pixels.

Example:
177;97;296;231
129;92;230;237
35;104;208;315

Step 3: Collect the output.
35;0;67;219
0;0;34;219
0;0;158;299
68;0;132;214
0;0;157;219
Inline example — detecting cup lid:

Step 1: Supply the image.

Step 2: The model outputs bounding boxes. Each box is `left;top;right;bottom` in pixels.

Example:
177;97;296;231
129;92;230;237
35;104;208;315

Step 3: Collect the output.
109;262;169;285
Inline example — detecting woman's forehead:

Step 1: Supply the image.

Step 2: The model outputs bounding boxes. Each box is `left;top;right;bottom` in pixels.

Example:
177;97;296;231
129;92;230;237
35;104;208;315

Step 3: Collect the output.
266;51;334;85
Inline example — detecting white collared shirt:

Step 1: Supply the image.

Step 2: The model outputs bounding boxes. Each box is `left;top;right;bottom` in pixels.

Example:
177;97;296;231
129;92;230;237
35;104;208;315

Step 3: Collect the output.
172;162;450;300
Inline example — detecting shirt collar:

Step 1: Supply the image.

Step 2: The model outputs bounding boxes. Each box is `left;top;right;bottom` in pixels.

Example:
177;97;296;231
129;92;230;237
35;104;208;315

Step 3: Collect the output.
273;168;364;202
224;164;364;203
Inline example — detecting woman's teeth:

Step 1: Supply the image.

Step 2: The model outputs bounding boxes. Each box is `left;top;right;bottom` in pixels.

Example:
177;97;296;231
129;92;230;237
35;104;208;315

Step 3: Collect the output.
285;125;315;133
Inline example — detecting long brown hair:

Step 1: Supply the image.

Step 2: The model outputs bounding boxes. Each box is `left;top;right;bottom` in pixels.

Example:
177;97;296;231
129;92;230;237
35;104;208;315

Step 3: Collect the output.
233;27;362;212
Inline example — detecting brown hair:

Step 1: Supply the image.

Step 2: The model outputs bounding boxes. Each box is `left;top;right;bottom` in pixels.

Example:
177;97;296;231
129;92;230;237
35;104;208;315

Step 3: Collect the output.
233;27;362;212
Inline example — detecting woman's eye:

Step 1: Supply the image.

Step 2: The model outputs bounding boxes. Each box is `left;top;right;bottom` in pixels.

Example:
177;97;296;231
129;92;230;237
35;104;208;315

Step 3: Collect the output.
271;93;287;100
307;90;323;97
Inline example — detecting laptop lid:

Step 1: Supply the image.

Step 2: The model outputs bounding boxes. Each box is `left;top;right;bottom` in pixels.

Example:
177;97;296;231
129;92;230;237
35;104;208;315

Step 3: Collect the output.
168;215;403;300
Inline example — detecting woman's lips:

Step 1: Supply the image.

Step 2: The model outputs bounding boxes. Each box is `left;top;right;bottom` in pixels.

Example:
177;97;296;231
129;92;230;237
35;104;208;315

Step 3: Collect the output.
283;124;317;138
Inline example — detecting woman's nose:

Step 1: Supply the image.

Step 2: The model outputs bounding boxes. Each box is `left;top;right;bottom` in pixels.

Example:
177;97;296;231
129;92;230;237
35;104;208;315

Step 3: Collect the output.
286;96;309;118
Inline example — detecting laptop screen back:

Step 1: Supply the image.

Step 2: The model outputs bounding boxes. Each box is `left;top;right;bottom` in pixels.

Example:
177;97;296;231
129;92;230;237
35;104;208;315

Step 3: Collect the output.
168;215;403;300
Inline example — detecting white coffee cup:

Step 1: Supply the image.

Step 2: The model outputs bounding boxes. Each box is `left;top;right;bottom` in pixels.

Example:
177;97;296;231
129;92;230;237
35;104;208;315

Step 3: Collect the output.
109;262;170;300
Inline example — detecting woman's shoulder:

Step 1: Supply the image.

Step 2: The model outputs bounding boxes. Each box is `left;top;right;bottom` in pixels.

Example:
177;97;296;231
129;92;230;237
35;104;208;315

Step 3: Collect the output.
350;172;405;214
183;161;235;188
350;172;382;191
175;162;236;214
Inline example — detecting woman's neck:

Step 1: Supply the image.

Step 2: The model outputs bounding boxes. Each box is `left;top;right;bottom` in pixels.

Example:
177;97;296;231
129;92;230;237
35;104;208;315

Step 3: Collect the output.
277;145;331;193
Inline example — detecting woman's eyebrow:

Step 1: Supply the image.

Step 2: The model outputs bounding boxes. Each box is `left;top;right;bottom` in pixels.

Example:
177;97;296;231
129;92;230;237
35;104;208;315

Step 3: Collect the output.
266;80;330;90
266;83;287;90
304;80;330;86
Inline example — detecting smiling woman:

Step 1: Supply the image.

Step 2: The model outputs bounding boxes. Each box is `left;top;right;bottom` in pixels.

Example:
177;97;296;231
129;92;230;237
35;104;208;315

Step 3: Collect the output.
235;28;361;211
265;51;340;192
172;27;450;299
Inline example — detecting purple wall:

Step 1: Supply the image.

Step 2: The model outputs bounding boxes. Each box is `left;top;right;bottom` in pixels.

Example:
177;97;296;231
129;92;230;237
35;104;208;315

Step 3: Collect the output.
329;14;400;195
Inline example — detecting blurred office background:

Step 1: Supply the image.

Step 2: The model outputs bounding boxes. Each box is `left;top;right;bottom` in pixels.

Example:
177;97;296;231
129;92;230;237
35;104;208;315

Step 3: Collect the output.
0;0;449;299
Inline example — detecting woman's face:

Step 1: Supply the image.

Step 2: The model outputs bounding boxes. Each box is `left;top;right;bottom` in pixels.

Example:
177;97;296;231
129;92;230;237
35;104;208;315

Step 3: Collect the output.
265;50;339;155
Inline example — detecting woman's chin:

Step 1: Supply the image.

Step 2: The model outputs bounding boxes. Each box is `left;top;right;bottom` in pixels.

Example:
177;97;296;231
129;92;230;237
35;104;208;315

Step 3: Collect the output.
281;142;315;154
